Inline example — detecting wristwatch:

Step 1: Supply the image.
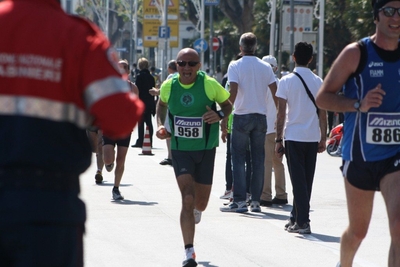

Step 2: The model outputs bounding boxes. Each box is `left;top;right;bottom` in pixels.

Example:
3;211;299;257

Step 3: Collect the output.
275;138;283;143
217;110;225;120
354;100;361;112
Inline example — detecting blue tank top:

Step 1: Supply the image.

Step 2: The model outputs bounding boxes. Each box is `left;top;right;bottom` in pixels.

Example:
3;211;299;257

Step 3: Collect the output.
342;37;400;161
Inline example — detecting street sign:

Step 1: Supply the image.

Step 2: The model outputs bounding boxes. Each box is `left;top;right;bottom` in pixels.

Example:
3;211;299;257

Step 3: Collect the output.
193;38;208;53
143;0;179;47
212;37;220;51
205;0;220;5
158;26;170;38
115;47;127;52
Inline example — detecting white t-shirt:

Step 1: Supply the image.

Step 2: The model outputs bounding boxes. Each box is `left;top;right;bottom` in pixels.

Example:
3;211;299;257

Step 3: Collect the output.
276;67;323;142
228;56;276;115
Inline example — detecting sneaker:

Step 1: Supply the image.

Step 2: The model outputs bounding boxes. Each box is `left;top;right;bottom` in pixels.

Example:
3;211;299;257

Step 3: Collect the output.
284;219;295;231
246;193;252;206
260;199;273;207
159;158;172;165
182;258;197;267
193;209;202;224
219;189;232;199
220;201;248;213
287;222;311;234
250;201;261;212
105;163;114;172
112;188;124;200
272;197;288;205
183;250;197;267
95;171;103;184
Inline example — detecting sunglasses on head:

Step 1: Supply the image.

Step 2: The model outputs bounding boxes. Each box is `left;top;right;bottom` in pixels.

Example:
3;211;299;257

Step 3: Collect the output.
379;6;400;17
176;61;199;67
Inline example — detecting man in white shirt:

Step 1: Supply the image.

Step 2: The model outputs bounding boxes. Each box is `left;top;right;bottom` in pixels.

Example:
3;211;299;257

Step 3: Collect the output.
260;55;288;207
275;42;327;234
220;32;277;213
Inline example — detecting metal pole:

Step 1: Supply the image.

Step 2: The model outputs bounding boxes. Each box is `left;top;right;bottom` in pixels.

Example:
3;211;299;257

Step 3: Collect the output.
133;0;138;65
130;0;133;66
220;36;223;71
269;0;277;56
209;5;213;74
278;8;283;77
200;0;205;70
290;0;294;71
106;0;109;39
162;0;168;81
318;0;324;78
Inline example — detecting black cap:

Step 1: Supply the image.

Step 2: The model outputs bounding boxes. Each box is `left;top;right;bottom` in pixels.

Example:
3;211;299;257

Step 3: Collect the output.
372;0;400;19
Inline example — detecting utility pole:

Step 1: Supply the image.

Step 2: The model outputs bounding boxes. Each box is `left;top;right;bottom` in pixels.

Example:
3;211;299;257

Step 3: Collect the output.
133;0;138;65
269;0;277;56
209;5;213;74
105;0;109;39
162;0;168;81
289;0;295;71
318;0;325;77
200;0;205;70
130;0;133;66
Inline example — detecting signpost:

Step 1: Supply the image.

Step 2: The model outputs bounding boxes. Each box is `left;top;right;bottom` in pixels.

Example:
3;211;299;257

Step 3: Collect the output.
158;26;170;39
143;0;179;47
194;38;208;53
212;37;219;51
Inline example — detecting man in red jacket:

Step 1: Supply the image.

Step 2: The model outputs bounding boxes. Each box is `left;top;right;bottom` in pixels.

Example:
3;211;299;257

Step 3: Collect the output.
0;0;144;266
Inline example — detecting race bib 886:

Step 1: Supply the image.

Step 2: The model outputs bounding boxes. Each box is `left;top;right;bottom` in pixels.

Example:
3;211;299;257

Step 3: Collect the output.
366;112;400;145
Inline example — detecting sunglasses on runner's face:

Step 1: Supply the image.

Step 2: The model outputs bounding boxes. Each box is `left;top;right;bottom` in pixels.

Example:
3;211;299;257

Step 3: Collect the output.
379;7;400;17
176;61;199;67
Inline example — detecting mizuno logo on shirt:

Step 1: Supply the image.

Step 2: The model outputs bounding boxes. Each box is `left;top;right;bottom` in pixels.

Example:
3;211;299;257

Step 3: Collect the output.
369;117;400;126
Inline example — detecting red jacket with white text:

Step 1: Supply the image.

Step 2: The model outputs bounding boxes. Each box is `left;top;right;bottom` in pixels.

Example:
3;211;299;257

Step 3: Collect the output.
0;0;144;175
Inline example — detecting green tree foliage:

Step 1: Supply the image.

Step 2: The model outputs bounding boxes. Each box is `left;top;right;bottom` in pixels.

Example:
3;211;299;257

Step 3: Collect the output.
323;0;375;74
76;0;377;75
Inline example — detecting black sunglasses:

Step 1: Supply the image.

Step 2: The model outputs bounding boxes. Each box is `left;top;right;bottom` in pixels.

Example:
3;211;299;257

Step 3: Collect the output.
176;61;199;67
379;7;400;17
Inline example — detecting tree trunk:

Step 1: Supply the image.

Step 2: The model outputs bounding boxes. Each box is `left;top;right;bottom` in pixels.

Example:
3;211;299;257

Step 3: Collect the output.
219;0;255;34
184;0;255;34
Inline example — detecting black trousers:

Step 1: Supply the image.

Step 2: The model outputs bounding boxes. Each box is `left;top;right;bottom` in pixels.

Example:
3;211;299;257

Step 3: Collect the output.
136;110;153;146
285;140;318;225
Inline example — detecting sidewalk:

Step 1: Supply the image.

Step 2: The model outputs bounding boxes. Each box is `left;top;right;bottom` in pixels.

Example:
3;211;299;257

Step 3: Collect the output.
80;128;390;267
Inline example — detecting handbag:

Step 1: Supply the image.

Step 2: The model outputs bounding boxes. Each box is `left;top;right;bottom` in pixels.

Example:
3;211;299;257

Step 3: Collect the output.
293;71;319;115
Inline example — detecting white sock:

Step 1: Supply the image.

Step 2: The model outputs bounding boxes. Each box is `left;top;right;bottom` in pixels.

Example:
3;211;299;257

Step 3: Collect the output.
185;247;196;260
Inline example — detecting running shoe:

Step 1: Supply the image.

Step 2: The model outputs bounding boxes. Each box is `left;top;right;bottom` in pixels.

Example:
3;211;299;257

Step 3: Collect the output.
220;201;248;213
112;188;124;200
272;197;288;205
95;171;103;184
246;193;252;206
260;200;273;207
284;219;295;231
193;209;202;224
182;251;197;267
159;158;172;165
219;189;232;199
287;222;311;234
105;163;114;172
250;201;261;212
182;258;197;267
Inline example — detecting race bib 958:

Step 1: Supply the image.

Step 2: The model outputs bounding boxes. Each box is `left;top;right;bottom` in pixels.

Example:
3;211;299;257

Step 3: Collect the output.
174;116;203;139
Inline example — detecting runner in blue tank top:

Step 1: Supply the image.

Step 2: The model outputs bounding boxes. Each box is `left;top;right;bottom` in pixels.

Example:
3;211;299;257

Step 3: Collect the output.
316;0;400;266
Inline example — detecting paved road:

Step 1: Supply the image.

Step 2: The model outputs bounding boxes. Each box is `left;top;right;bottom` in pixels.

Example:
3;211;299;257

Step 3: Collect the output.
80;127;390;267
